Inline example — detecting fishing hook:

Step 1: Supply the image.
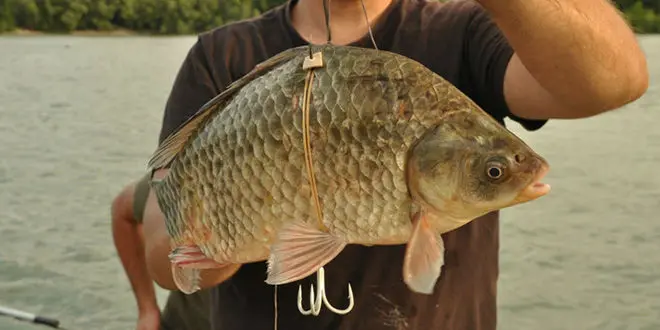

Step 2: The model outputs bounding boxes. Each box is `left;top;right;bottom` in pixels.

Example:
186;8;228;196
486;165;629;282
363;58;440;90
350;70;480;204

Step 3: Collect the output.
296;267;354;316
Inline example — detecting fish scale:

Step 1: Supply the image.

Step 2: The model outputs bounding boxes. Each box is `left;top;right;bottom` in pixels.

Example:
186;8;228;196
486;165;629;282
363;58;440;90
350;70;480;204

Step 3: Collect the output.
149;44;550;295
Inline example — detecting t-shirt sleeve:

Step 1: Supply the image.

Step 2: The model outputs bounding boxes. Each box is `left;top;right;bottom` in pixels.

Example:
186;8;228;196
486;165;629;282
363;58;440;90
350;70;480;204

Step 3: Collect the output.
157;37;221;144
463;3;547;131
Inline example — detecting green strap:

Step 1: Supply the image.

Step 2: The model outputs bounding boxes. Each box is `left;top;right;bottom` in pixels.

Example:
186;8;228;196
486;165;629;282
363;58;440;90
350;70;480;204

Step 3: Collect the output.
132;172;152;224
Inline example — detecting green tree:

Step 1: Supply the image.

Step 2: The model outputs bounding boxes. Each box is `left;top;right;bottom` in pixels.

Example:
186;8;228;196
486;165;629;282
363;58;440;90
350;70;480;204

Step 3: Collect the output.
625;0;660;33
0;0;17;32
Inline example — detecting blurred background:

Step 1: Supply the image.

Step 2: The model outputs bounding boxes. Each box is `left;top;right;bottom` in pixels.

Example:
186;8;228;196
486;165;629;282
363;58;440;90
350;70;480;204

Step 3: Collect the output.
0;1;658;329
1;0;660;34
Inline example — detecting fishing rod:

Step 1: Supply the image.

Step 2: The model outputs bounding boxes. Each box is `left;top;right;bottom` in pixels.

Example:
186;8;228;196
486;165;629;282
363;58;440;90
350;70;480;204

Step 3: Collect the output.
0;305;69;329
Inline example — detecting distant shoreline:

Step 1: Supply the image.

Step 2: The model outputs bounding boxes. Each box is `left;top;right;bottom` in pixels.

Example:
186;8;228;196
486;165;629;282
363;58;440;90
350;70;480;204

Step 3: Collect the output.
1;27;656;37
0;28;196;37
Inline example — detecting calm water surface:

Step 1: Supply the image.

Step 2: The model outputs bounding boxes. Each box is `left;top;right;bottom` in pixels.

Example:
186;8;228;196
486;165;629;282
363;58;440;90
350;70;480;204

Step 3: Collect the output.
0;35;658;330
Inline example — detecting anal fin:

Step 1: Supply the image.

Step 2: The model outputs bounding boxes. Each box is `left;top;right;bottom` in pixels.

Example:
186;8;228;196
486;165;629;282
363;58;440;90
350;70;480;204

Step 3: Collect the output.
172;265;202;294
169;244;226;294
266;221;346;285
403;212;445;295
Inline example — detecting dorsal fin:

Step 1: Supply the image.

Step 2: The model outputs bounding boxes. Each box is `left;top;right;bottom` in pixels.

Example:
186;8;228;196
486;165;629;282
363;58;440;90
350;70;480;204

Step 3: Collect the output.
147;47;306;171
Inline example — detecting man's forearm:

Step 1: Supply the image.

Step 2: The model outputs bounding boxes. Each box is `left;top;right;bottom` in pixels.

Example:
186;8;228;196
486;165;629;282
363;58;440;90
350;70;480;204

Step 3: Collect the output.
113;222;160;312
480;0;648;113
111;187;160;314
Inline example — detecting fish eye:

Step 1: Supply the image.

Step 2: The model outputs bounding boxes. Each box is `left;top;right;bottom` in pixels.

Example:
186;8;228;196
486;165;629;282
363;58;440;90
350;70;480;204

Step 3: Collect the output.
485;160;507;181
487;166;502;179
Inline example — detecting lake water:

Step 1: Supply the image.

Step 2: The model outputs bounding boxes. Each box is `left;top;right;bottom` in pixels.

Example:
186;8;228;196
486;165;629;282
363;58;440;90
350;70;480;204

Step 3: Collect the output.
0;35;658;330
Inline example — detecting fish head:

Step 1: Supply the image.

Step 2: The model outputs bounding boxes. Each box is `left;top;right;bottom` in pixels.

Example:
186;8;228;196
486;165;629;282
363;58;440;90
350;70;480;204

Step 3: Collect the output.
407;109;550;221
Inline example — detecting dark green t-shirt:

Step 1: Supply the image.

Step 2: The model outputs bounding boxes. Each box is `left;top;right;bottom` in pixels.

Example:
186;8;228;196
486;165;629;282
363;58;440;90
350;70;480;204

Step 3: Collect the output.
157;0;546;329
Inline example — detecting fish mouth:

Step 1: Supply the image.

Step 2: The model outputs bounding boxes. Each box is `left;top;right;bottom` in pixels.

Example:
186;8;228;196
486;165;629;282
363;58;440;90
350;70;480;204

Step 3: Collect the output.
517;162;551;201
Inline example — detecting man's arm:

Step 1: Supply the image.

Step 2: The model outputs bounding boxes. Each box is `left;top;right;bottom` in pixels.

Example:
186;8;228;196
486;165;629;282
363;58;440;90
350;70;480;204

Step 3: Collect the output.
111;181;160;324
479;0;649;119
142;169;241;291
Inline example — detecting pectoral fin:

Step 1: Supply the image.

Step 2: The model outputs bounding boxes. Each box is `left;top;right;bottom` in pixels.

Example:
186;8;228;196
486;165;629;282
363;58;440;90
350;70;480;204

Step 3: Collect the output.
266;221;346;285
403;212;445;295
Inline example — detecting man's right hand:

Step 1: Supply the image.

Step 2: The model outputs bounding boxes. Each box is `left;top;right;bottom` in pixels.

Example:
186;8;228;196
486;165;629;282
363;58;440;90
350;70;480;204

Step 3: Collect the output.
136;308;161;330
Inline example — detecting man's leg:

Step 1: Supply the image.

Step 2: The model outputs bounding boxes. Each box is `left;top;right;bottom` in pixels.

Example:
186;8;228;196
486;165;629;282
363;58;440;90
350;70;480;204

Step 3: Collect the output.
159;290;212;330
114;173;212;330
112;175;161;330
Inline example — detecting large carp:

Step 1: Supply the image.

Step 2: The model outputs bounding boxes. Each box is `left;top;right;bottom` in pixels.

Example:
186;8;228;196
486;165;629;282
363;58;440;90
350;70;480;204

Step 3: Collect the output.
148;44;550;295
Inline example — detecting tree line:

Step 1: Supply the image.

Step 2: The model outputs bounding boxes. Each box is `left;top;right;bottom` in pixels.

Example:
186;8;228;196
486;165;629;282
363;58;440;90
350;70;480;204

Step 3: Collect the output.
0;0;659;34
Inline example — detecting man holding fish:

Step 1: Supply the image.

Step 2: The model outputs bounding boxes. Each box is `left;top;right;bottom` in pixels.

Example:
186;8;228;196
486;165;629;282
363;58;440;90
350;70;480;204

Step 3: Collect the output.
115;0;648;329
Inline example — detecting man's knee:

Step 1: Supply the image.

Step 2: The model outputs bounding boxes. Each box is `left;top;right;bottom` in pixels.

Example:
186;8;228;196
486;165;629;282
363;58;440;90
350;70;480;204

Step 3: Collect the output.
111;172;151;225
111;182;137;222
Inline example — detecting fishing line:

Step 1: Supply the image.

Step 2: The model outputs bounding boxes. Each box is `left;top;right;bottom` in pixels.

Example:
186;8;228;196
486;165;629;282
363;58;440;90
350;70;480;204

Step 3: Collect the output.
360;0;379;50
273;284;279;330
301;62;327;231
323;0;332;44
270;0;356;321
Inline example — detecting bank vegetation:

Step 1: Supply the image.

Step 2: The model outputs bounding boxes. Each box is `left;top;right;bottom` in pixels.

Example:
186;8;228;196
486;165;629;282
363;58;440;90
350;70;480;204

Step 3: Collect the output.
0;0;659;35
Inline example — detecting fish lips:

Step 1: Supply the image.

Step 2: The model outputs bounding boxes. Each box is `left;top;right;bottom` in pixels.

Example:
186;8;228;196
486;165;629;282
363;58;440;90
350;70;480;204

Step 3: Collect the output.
517;159;551;202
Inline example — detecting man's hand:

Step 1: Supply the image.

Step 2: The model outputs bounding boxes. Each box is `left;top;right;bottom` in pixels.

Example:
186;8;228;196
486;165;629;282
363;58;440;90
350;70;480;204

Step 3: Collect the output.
478;0;649;119
143;169;242;291
136;308;161;330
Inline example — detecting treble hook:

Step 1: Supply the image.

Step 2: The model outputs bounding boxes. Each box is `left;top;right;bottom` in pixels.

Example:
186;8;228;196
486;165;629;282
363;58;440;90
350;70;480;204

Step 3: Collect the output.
296;267;354;316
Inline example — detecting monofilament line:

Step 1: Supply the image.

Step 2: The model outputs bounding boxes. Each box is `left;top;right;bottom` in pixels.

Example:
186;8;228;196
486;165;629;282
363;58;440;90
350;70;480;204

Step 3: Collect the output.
273;285;278;330
360;0;379;50
295;50;355;317
323;0;332;44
